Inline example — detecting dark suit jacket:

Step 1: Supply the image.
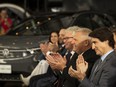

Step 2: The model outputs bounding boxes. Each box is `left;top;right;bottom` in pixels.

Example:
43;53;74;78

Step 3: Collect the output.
58;46;67;57
79;50;116;87
61;52;79;87
83;48;99;78
61;48;99;87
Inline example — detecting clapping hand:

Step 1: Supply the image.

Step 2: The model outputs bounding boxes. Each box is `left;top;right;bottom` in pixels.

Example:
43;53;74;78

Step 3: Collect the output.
68;54;88;81
76;54;88;73
40;42;49;54
46;53;67;71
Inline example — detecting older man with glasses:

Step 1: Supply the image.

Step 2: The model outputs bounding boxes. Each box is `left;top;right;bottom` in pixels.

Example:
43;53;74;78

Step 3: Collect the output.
46;26;79;87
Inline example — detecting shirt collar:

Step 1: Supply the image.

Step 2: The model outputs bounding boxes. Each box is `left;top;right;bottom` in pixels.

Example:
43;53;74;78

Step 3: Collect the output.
65;50;75;56
101;49;114;61
70;51;75;55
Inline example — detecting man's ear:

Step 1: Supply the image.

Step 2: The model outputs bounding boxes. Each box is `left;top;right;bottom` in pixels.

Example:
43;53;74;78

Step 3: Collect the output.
84;40;89;46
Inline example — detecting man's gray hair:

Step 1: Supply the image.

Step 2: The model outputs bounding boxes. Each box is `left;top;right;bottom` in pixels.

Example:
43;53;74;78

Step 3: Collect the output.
76;27;92;40
76;27;92;35
66;26;80;36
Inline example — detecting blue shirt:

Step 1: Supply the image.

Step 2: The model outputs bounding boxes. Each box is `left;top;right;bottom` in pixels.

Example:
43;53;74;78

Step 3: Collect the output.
101;49;114;61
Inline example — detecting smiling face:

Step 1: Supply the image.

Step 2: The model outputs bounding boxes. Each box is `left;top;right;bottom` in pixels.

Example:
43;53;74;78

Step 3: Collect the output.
59;29;65;44
72;32;87;54
63;31;74;51
50;32;59;44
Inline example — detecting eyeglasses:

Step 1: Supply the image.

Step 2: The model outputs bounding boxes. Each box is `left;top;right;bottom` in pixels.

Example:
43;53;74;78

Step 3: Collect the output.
63;37;73;40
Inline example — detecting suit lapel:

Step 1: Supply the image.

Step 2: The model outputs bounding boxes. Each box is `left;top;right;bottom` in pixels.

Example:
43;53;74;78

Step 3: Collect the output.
94;51;115;73
90;51;115;81
89;60;99;81
90;60;99;74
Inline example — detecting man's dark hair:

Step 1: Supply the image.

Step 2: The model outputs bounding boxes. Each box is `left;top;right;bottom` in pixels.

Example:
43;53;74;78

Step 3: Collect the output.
89;27;115;48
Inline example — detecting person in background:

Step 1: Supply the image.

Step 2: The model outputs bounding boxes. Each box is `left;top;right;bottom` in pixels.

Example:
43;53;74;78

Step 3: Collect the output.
20;31;59;86
58;28;67;56
40;31;59;56
49;32;59;52
59;28;66;45
0;7;12;35
69;27;116;87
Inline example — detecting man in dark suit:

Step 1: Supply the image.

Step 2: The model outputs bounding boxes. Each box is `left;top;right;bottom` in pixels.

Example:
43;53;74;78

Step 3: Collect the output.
60;27;99;87
46;26;79;87
46;26;99;87
69;27;116;87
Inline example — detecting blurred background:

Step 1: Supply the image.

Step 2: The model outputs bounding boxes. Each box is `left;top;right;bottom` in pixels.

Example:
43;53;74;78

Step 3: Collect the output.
0;0;116;35
0;0;116;87
1;0;116;14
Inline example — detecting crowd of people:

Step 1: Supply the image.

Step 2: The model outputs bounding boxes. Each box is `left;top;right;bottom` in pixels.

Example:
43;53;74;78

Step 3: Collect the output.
19;26;116;87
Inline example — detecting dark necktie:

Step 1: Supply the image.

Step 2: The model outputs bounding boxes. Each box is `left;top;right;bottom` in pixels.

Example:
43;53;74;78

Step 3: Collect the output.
90;59;102;81
66;52;72;65
56;52;72;87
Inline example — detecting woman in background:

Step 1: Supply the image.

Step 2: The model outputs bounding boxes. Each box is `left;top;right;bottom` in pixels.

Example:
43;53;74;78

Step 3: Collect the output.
48;32;59;52
0;8;12;35
20;31;60;86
